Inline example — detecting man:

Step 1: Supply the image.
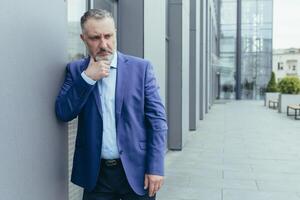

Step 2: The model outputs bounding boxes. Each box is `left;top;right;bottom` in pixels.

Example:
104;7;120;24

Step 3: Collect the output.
55;9;168;200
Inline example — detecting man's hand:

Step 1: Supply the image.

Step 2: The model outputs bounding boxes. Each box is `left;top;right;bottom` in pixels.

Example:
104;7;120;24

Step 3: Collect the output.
144;174;164;197
84;57;110;81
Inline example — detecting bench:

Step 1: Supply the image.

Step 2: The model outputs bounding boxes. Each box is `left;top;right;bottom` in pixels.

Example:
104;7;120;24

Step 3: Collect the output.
268;99;278;109
287;104;300;120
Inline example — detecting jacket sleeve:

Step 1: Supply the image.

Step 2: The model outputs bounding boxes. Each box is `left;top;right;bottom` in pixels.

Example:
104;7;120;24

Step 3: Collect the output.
144;62;168;176
55;64;95;122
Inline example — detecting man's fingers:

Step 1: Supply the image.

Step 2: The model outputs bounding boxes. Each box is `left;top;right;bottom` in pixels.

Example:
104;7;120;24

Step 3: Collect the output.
148;179;160;197
85;56;111;80
153;183;159;195
155;180;162;193
148;181;155;197
102;60;111;65
145;174;164;197
158;179;163;189
144;175;149;189
89;57;110;68
100;66;109;72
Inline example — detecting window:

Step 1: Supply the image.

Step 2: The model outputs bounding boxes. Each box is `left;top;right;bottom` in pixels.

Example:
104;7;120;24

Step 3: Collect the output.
277;62;283;70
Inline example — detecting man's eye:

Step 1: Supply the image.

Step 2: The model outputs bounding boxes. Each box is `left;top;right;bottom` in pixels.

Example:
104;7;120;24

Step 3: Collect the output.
104;34;112;39
90;37;99;40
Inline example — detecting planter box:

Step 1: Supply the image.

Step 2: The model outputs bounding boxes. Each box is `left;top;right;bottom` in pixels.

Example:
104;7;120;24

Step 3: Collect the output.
278;94;300;113
264;92;280;106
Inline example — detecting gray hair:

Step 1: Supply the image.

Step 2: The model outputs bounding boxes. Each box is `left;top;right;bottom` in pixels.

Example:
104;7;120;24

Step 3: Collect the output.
80;9;114;30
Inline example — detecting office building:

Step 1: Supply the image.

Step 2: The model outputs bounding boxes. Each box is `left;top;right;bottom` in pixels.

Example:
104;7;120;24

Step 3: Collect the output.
273;48;300;82
0;0;220;199
219;0;273;99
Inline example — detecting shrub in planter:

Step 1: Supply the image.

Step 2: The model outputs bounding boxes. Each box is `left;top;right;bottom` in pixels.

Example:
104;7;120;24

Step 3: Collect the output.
278;76;300;94
266;72;278;92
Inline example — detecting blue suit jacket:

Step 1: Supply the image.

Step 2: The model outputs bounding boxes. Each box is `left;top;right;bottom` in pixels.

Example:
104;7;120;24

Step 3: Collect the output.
55;52;168;195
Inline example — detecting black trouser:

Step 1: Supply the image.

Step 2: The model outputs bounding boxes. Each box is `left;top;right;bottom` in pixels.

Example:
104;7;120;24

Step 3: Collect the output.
82;159;155;200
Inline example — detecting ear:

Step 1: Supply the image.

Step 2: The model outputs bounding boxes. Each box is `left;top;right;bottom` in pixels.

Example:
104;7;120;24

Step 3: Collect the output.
80;34;85;42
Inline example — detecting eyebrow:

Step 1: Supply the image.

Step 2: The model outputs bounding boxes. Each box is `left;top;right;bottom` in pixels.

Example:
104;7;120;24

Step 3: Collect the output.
88;33;113;37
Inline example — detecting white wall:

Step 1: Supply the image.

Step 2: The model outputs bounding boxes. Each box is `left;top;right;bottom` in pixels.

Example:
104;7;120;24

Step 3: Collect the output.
279;94;300;113
273;50;300;82
144;0;167;105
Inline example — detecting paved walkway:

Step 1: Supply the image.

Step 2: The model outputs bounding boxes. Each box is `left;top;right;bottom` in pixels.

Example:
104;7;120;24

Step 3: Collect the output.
158;100;300;200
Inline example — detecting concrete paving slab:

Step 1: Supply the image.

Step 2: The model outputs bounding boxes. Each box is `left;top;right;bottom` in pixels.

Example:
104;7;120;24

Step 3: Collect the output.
158;101;300;200
223;189;300;200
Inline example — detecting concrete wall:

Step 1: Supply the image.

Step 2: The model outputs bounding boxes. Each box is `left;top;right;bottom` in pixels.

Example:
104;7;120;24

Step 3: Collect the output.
204;0;209;114
117;0;144;58
195;0;201;127
199;0;206;120
167;0;183;150
182;0;191;145
0;0;68;199
144;0;167;104
189;0;199;131
278;94;300;113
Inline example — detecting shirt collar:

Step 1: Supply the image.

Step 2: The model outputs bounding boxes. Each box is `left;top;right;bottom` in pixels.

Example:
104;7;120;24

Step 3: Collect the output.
110;51;118;69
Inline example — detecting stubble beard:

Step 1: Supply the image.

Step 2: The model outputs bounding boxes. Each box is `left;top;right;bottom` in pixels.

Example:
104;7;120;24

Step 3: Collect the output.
95;53;114;63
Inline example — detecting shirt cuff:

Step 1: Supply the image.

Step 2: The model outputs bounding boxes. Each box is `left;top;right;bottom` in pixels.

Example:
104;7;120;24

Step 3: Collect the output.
81;71;96;85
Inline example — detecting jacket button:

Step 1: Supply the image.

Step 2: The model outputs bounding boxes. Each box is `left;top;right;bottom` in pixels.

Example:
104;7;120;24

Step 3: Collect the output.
119;150;123;155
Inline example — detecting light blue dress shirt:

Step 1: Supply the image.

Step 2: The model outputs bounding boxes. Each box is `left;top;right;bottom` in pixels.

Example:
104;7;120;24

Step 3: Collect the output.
81;52;119;159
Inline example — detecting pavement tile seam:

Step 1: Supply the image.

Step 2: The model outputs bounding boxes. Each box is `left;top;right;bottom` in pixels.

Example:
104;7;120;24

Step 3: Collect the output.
255;180;260;191
160;101;300;200
222;189;300;200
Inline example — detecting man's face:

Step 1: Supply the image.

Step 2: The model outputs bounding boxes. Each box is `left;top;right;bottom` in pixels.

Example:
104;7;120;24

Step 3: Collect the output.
80;17;116;61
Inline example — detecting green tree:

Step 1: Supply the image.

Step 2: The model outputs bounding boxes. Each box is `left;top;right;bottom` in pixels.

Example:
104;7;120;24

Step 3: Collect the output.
266;72;278;92
278;76;300;94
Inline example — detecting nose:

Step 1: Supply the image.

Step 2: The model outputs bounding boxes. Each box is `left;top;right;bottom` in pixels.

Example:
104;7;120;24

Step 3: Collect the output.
98;36;107;48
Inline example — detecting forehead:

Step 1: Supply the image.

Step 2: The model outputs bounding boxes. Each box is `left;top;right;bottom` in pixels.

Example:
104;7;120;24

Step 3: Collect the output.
83;18;115;35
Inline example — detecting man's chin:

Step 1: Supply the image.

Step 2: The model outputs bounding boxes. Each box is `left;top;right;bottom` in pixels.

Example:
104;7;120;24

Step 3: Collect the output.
96;54;114;62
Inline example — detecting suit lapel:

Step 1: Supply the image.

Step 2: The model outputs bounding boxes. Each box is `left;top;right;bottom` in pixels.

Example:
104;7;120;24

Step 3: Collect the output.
93;86;103;118
115;53;128;127
81;56;103;118
84;54;128;121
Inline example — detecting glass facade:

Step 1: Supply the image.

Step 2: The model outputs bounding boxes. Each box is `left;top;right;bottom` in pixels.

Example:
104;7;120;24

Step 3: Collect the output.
241;0;273;99
219;0;237;99
219;0;273;100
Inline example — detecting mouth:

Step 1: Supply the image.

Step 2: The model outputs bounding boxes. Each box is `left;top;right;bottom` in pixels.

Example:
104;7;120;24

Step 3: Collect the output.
97;48;113;56
98;52;111;57
95;52;114;62
93;48;114;62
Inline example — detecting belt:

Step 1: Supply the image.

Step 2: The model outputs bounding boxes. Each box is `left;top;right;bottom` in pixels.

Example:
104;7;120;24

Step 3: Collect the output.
101;159;121;167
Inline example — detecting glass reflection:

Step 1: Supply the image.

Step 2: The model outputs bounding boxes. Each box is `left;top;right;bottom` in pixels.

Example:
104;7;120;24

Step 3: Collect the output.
219;0;273;100
241;0;273;99
68;0;86;61
219;0;237;99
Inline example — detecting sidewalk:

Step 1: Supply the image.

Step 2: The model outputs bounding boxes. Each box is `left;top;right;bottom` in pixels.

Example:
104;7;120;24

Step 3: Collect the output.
158;100;300;200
